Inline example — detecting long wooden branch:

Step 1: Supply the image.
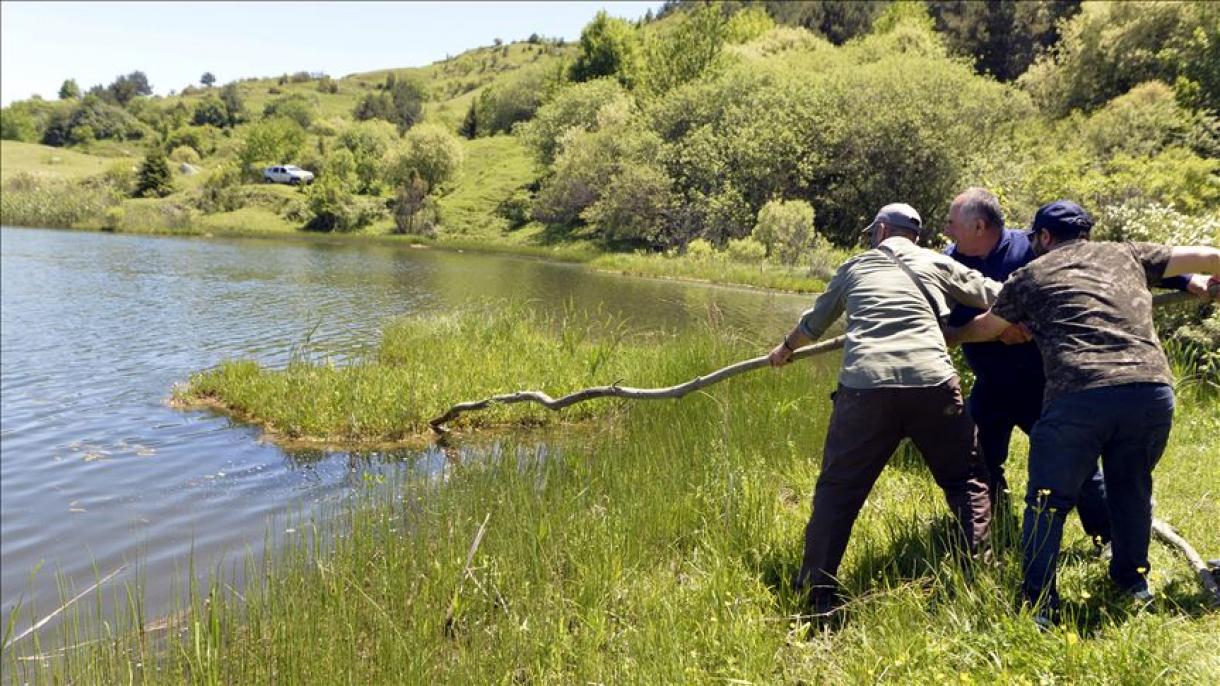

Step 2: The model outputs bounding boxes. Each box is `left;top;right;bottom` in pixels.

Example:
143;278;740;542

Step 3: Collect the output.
428;290;1209;435
1152;518;1220;606
429;290;1206;434
428;335;847;434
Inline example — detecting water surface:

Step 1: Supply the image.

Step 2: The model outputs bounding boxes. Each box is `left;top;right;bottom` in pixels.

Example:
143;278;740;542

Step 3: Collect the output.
1;226;819;628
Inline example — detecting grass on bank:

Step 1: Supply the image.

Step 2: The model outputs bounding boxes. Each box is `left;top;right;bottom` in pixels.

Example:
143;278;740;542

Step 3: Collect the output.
8;303;1219;683
174;302;757;444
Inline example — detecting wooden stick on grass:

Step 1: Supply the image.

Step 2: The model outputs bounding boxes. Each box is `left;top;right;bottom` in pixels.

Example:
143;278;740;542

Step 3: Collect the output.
429;335;847;434
1152;518;1220;606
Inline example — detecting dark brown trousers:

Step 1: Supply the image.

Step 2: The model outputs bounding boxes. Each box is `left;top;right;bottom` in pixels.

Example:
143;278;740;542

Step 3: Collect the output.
796;377;992;598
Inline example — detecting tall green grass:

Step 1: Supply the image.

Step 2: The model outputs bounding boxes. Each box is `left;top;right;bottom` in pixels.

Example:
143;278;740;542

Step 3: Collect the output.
8;302;1218;683
176;302;761;443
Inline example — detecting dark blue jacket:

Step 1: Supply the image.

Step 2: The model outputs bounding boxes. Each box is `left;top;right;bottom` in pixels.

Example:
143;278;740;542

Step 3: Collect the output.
945;229;1190;389
946;229;1043;388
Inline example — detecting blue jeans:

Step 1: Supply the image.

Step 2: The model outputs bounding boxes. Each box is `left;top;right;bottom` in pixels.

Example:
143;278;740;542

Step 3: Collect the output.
1021;383;1175;609
970;379;1110;543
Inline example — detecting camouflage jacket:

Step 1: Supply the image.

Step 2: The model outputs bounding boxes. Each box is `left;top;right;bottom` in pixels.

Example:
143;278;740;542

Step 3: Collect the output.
990;240;1173;403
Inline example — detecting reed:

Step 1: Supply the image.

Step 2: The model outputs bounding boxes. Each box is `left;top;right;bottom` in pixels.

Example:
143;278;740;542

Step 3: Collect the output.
9;305;1218;684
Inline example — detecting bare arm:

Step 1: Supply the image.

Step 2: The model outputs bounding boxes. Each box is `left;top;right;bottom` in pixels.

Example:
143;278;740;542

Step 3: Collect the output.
945;311;1014;346
1164;247;1220;278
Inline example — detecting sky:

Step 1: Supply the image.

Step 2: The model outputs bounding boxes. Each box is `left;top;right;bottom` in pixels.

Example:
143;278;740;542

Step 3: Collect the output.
0;1;663;105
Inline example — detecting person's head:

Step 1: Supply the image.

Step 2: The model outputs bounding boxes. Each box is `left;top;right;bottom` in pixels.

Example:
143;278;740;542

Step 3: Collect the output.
945;187;1004;257
863;202;922;249
1031;200;1093;256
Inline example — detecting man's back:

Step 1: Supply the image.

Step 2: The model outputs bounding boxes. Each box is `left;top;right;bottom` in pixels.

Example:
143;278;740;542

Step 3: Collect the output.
798;237;999;389
991;240;1173;402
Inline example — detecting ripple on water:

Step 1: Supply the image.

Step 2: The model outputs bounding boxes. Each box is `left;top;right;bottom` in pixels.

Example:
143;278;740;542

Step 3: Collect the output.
1;226;813;630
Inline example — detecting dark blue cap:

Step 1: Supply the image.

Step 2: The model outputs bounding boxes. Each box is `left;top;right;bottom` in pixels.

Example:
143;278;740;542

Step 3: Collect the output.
1032;200;1094;238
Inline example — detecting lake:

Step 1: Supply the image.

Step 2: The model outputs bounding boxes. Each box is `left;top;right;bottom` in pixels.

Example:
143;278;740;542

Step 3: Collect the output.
0;226;817;629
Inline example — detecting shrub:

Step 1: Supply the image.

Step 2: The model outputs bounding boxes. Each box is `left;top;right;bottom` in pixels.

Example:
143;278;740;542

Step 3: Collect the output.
1079;81;1205;159
134;148;174;198
165;126;215;157
193;96;229;127
336;120;395;193
1095;202;1218;247
684;238;719;262
82;160;137;196
263;93;317;129
1019;1;1215;116
496;188;532;229
474;64;553;135
385;123;465;191
1;106;39;141
725;235;767;263
305;176;359;231
195;160;244;213
238;117;307;180
516;78;629;164
169;145;201;165
583;159;674;246
392;174;440;236
532;115;670;241
724;6;775;44
752;199;818;265
0;176;118;228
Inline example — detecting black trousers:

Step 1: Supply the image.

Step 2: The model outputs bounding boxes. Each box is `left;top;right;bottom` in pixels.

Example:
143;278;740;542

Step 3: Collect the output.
797;378;992;599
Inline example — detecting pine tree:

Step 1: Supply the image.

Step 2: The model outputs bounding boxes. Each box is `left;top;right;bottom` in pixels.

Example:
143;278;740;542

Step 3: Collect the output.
134;148;173;198
459;100;478;139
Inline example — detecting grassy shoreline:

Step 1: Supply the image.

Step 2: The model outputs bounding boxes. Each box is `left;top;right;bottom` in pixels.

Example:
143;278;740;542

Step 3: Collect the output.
9;303;1219;683
1;137;830;294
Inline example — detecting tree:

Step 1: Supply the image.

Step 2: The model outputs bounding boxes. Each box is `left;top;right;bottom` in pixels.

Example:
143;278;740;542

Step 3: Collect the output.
386;123;465;191
58;79;80;100
459;99;478;139
192;96;228;127
637;3;728;96
336;120;395;194
392;173;439;236
219;82;246;127
1020;2;1214;117
927;1;1080;82
570;11;640;85
201;72;216;87
105;71;152;106
134;148;173;198
238;117;307;179
762;0;887;44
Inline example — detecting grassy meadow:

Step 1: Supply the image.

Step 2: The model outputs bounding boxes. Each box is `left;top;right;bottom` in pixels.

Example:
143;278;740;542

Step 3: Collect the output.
8;303;1219;683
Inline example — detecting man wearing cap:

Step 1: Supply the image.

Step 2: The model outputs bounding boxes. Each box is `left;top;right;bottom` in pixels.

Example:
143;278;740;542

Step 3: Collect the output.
942;188;1208;540
949;199;1220;622
769;202;1000;620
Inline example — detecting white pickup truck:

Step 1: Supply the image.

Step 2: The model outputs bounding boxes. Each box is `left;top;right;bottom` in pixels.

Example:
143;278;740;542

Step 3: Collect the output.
263;165;315;185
